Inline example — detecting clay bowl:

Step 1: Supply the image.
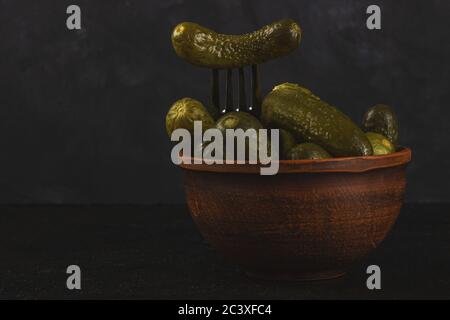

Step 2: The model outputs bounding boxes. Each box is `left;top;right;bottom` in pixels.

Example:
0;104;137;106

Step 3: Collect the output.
178;147;411;281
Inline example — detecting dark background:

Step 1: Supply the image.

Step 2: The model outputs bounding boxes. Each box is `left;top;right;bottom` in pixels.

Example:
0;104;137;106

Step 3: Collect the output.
1;0;449;205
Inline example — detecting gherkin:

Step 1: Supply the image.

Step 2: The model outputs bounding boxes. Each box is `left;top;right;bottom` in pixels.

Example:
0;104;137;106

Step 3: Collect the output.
171;19;301;68
215;111;269;161
279;129;297;159
165;98;214;137
287;143;331;160
215;111;263;132
262;83;373;157
362;104;398;146
365;132;395;155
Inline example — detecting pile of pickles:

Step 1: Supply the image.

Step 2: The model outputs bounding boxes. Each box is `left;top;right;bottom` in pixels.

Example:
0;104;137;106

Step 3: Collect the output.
165;20;399;160
166;96;398;160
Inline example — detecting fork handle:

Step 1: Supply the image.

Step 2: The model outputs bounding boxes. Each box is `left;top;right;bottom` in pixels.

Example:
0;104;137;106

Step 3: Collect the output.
225;69;234;114
211;69;220;117
251;64;261;117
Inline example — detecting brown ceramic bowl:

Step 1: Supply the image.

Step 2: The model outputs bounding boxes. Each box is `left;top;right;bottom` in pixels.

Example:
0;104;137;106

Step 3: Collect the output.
179;148;411;281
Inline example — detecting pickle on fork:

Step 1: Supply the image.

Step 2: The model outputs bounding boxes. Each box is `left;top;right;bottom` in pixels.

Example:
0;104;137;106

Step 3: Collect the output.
171;19;301;69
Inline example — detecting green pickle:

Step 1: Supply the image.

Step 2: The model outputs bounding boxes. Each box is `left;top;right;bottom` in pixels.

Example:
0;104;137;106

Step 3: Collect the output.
365;132;395;155
287;143;331;160
362;104;399;146
279;129;297;159
172;19;301;68
215;111;268;160
216;111;263;132
165;98;214;137
262;83;373;157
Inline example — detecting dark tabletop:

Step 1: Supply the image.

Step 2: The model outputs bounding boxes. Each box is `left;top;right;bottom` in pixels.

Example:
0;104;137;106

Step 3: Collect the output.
0;203;448;299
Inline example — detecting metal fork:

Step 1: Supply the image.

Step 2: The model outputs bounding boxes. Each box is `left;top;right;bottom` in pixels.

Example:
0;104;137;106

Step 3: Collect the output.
210;65;261;118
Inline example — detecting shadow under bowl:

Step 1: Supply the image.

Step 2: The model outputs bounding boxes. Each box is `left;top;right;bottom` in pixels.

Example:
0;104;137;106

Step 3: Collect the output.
178;148;412;281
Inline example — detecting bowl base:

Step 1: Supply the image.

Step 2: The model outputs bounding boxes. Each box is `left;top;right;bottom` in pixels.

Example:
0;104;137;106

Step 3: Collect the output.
245;270;346;282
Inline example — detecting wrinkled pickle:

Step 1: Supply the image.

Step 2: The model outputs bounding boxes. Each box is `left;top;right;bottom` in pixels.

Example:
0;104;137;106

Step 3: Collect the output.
262;83;373;157
165;98;214;137
172;19;301;68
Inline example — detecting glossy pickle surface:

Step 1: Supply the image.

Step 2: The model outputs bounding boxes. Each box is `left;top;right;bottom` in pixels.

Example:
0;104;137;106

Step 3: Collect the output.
262;83;373;157
172;19;301;68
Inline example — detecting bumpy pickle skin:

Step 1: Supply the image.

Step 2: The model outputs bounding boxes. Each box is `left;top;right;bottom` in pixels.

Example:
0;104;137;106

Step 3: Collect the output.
166;98;214;137
171;19;301;68
261;83;373;157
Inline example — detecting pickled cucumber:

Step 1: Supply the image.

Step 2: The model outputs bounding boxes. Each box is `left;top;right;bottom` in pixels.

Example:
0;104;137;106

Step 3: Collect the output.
362;104;398;146
166;98;214;137
279;129;297;159
365;132;395;155
287;143;331;160
215;111;267;160
171;19;301;68
261;83;373;157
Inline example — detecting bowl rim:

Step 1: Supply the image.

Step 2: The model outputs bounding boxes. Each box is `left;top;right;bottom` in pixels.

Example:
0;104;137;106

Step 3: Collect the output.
178;147;411;174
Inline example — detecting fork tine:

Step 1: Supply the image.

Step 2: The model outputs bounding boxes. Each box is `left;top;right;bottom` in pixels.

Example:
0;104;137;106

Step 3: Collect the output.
211;69;220;115
238;67;246;112
225;69;233;113
251;64;261;117
212;66;260;116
